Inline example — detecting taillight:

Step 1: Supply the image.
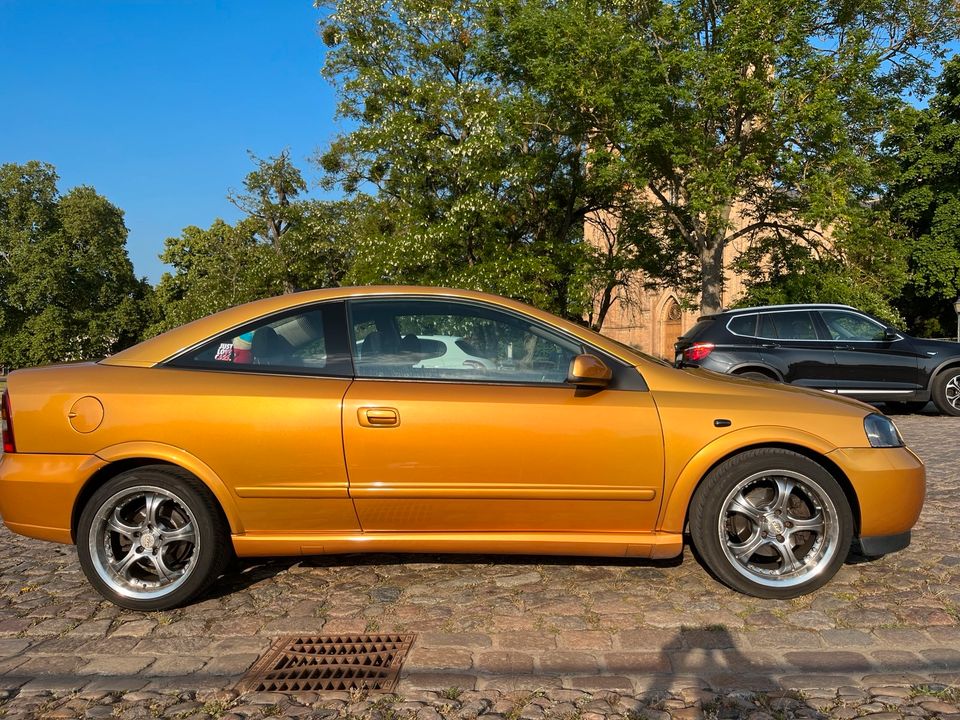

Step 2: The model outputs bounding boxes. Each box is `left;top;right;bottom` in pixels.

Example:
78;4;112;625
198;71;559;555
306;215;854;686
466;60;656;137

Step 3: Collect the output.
683;343;715;362
1;390;15;454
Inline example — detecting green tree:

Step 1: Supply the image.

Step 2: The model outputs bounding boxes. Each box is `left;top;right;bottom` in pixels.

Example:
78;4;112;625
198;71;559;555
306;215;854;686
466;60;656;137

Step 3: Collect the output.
228;150;308;294
0;161;150;369
152;153;354;333
317;0;656;326
486;0;957;314
150;218;280;334
888;55;960;336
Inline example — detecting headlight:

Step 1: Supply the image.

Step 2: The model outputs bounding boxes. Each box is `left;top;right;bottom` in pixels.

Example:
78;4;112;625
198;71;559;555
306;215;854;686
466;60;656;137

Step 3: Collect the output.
864;413;904;448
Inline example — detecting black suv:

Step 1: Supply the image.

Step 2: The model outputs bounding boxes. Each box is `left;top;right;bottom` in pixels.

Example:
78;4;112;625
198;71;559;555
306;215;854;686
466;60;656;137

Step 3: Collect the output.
675;303;960;415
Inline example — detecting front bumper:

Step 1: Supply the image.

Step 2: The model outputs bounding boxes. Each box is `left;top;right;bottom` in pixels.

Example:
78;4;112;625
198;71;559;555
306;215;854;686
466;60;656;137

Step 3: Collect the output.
827;446;925;544
0;453;105;544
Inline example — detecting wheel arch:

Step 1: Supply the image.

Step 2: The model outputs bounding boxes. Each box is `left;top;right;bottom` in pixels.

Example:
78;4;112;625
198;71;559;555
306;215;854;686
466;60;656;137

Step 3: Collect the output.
73;442;243;542
729;364;783;381
661;434;862;538
927;360;960;391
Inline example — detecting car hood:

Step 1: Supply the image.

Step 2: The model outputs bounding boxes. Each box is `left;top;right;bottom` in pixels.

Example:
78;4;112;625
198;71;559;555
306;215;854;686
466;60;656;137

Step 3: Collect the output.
907;336;960;358
684;367;874;412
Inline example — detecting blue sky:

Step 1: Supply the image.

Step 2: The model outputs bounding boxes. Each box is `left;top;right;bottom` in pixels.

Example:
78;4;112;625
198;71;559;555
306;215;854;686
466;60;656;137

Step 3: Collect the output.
0;0;338;282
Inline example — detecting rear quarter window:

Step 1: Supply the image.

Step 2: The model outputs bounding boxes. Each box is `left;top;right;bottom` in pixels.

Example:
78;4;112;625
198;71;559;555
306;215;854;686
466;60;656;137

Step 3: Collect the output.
679;318;716;341
727;314;757;337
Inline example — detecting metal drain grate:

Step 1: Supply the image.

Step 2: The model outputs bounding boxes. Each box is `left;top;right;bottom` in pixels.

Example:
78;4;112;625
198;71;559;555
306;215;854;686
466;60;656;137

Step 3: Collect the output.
238;634;416;693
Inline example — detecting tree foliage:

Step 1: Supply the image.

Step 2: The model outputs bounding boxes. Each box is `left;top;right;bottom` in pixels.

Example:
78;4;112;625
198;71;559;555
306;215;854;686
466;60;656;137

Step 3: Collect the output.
317;0;656;326
486;0;957;314
151;153;353;334
0;161;150;370
316;0;957;322
887;55;960;336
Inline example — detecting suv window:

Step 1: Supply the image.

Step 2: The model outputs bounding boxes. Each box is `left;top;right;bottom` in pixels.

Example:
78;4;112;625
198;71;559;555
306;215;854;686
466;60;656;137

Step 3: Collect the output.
727;314;757;337
171;302;353;376
758;311;819;340
820;310;887;341
348;298;583;384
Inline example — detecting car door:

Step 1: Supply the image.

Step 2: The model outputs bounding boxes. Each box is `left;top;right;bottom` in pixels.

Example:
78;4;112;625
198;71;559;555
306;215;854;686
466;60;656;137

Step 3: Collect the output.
161;301;361;534
340;297;664;533
755;310;838;390
817;309;922;396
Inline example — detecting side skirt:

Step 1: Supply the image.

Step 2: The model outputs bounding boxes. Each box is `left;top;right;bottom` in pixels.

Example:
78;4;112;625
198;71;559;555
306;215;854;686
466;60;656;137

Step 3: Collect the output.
232;531;684;560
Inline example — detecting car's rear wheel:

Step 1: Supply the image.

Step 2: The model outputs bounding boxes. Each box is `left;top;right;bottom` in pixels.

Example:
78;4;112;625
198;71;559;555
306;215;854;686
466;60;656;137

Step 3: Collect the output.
77;466;230;610
931;368;960;416
689;448;852;599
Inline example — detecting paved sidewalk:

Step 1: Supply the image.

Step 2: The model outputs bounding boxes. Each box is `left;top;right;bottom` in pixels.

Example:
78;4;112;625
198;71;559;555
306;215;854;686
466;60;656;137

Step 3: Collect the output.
0;414;957;718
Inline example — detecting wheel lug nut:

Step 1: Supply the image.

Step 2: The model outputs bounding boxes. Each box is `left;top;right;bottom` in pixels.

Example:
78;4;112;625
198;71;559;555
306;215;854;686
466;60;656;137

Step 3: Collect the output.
761;531;768;537
776;534;785;542
786;521;793;528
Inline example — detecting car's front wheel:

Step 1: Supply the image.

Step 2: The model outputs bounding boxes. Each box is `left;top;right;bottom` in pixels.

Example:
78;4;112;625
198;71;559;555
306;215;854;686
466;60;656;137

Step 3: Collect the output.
689;448;852;599
931;368;960;416
77;466;230;610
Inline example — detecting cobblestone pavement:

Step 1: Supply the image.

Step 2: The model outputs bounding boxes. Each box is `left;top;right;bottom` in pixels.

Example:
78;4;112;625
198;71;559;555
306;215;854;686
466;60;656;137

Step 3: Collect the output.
0;412;958;719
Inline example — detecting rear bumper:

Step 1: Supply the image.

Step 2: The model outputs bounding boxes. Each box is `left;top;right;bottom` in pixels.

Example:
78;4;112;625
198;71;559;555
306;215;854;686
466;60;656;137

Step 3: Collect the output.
0;453;105;544
827;446;925;542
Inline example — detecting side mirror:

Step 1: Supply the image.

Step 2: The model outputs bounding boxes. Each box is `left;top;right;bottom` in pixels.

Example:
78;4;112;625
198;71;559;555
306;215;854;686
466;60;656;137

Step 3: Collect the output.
567;354;612;388
884;328;899;341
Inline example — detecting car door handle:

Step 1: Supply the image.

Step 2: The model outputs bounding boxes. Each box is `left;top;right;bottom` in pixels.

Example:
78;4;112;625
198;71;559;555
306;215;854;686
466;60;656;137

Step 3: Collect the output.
835;344;853;351
760;343;779;349
358;407;400;428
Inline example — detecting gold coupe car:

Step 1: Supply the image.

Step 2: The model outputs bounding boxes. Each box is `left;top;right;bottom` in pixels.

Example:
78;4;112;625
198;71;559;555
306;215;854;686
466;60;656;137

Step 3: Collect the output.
0;287;925;609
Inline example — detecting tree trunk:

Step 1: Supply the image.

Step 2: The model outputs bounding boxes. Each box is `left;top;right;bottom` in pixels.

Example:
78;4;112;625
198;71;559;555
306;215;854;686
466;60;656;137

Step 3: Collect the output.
591;282;615;331
699;235;725;314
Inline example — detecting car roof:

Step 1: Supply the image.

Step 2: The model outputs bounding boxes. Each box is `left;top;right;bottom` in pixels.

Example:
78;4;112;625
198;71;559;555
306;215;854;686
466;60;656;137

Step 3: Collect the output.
101;286;643;368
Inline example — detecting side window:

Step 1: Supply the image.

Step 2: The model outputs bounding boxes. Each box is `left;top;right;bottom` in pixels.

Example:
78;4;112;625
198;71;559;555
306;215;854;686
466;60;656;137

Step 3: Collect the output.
820;310;887;341
171;302;352;376
348;299;583;384
760;312;818;340
727;314;757;337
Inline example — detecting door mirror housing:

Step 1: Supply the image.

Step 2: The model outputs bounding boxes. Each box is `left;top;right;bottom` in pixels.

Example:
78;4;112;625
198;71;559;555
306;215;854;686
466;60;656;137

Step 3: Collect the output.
567;354;612;388
884;328;900;342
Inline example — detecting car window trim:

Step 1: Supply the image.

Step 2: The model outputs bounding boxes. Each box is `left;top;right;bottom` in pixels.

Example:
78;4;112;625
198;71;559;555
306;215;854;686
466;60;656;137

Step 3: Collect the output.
345;295;648;391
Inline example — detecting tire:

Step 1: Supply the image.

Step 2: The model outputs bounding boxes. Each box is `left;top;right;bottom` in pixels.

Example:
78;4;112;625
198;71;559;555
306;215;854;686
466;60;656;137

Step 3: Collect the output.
77;465;231;610
931;368;960;416
737;371;776;382
689;448;852;599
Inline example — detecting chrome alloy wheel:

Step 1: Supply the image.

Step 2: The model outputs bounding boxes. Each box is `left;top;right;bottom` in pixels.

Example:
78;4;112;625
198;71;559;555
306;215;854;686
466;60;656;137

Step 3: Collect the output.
944;375;960;411
88;485;201;600
718;469;840;589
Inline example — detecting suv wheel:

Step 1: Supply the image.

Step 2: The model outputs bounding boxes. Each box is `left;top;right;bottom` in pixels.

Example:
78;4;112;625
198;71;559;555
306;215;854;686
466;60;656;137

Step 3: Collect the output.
932;368;960;416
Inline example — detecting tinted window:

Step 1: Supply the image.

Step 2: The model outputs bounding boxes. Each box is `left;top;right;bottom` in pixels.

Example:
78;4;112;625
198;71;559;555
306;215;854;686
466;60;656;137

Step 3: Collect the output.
727;314;757;337
680;318;716;341
348;299;583;384
172;303;352;376
820;310;887;341
758;312;818;340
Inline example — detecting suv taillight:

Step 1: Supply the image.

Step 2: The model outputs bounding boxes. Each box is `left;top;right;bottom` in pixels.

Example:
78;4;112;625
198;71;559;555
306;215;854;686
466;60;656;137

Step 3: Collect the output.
683;342;715;362
1;390;15;454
